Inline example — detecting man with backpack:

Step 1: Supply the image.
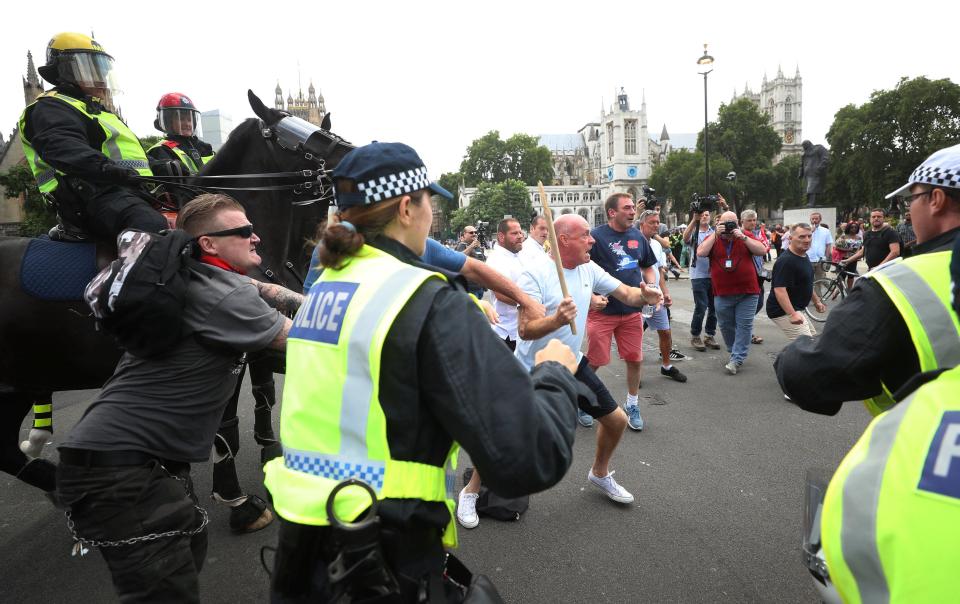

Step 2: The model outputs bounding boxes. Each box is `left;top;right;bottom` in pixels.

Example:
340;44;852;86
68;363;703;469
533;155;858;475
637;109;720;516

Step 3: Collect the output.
58;194;301;603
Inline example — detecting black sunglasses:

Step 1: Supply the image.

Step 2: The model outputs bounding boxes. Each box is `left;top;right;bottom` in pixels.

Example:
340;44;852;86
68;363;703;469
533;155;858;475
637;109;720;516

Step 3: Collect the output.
200;224;254;239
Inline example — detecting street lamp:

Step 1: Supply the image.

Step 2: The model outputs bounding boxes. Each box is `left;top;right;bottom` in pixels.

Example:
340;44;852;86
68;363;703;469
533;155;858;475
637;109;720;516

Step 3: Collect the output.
697;43;714;196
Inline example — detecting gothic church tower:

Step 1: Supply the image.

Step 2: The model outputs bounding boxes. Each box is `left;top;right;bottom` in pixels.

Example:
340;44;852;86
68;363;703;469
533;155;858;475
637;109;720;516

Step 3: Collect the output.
732;65;802;162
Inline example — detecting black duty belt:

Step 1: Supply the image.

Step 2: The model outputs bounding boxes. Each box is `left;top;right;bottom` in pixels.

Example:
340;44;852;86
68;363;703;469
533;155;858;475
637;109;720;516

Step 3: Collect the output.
59;447;176;468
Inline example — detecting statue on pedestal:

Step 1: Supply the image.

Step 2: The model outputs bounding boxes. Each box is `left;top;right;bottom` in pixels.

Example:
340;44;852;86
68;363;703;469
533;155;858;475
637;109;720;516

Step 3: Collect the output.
799;140;829;208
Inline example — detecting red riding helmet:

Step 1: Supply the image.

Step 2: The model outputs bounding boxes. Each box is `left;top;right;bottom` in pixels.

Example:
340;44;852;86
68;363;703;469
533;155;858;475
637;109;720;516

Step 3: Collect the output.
155;92;200;136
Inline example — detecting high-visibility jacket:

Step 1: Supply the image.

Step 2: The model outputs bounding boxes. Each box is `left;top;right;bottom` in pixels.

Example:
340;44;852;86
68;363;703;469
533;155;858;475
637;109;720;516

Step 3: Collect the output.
264;245;460;547
147;139;214;175
19;91;151;194
822;365;960;603
862;251;960;415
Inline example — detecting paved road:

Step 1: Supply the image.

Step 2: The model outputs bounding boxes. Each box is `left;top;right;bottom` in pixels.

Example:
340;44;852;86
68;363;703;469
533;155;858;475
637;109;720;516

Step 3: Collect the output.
0;277;868;603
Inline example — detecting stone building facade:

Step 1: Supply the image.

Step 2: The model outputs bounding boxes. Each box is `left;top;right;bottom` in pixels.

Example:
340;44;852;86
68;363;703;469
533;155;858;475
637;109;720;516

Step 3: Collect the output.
731;66;803;162
0;51;46;233
461;88;693;227
274;80;326;127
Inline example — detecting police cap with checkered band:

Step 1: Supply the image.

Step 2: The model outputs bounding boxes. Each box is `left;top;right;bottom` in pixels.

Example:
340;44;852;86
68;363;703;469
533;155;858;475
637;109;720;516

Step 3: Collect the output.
332;142;452;209
886;142;960;199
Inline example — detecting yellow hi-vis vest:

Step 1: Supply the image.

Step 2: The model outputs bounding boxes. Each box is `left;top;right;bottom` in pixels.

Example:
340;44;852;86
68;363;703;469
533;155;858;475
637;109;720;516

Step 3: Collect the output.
862;251;960;415
18;91;152;194
147;139;214;175
264;245;460;547
821;365;960;603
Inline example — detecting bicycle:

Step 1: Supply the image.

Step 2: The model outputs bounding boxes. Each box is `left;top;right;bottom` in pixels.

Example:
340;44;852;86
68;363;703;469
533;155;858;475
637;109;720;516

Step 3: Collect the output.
805;261;860;323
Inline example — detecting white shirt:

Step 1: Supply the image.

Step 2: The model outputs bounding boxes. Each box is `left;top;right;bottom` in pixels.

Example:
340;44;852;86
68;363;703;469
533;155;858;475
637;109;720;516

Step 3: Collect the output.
808;225;834;262
520;236;547;264
515;259;621;369
649;238;665;288
485;245;525;340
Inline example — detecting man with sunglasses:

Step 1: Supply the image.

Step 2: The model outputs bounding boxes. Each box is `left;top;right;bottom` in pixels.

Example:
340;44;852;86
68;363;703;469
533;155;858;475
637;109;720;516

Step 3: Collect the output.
455;226;487;298
777;144;960;416
56;194;300;602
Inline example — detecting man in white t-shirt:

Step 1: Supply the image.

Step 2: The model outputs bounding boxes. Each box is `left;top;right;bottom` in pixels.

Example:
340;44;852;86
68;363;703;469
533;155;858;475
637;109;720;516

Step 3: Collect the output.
457;217;532;529
515;214;662;505
520;214;549;263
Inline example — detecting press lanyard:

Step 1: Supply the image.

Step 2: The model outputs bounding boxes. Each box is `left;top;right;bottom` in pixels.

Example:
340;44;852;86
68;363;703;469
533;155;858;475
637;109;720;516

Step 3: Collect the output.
724;238;735;260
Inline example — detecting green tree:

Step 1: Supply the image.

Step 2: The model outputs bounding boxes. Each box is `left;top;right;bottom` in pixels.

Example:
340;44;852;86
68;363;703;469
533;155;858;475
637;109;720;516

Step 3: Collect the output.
139;135;161;152
649;149;732;219
436;171;463;217
695;98;783;215
826;76;960;213
0;163;56;237
449;179;534;234
459;131;553;186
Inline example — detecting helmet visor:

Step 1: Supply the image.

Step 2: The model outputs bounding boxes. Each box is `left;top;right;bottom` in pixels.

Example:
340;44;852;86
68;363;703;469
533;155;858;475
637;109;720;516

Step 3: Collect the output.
59;52;120;106
159;108;201;137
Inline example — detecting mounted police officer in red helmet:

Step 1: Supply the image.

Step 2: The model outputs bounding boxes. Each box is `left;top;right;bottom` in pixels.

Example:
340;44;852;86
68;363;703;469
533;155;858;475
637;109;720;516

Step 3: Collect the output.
147;93;215;210
19;32;167;241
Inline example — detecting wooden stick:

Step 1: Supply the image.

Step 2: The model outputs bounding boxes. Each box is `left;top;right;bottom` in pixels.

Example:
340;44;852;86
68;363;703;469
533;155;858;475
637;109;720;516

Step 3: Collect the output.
537;181;576;335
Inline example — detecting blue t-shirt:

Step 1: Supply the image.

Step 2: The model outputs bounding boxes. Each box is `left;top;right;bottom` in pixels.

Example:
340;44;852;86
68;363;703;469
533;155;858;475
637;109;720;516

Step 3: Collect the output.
589;224;657;315
303;237;466;293
688;227;714;280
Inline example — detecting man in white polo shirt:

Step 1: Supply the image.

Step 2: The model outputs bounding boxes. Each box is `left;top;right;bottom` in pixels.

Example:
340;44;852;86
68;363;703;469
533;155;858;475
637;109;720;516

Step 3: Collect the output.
808;211;834;280
520;214;549;263
515;214;662;505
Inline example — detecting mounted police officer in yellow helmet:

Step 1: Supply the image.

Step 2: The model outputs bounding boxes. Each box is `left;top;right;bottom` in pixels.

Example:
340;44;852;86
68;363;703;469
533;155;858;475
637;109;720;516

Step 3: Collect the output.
19;32;167;241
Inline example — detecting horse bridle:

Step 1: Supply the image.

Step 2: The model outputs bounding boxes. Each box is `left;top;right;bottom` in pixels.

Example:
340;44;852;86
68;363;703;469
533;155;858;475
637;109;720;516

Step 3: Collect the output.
135;114;352;207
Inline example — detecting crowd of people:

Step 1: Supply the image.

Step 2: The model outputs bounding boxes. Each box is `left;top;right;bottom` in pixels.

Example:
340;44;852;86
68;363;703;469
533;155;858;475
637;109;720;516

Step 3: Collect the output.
11;29;960;604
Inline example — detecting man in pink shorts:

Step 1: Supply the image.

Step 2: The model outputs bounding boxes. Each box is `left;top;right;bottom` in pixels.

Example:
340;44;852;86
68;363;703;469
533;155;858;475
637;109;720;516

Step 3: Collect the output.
586;193;659;431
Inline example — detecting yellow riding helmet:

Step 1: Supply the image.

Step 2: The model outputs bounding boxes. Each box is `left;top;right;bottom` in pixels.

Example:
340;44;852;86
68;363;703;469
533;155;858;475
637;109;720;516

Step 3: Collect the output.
38;32;117;94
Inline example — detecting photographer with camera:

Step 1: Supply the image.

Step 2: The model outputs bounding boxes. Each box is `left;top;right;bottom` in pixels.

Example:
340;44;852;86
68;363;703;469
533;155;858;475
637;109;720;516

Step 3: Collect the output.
741;209;772;344
682;195;724;352
455;224;488;298
765;223;825;341
696;211;768;374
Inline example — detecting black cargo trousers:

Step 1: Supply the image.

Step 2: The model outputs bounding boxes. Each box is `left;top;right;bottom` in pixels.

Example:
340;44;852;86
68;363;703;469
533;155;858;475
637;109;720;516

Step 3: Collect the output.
56;456;208;603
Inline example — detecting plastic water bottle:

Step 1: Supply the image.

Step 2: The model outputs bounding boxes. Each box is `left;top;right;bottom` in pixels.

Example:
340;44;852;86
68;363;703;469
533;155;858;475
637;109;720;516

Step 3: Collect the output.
641;284;660;318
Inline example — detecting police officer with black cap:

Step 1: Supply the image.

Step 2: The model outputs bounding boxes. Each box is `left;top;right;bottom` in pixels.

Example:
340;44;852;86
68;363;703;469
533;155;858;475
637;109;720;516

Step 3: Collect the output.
19;32;166;240
265;142;588;602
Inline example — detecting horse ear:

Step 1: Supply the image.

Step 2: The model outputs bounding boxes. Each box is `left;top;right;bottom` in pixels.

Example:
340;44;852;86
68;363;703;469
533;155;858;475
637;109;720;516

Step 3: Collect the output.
248;89;270;121
321;113;331;131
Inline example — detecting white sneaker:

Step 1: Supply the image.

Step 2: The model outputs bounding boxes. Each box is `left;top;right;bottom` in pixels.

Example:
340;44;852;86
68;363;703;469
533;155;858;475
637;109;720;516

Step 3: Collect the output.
587;469;634;504
457;488;479;529
724;361;738;375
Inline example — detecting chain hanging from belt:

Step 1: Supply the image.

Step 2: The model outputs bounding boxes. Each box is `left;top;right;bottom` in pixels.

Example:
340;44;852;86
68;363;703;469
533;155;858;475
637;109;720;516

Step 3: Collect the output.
64;465;209;557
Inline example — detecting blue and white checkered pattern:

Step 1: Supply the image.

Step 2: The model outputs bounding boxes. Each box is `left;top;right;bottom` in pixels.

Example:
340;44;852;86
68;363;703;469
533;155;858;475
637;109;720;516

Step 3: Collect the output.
911;164;960;190
356;166;431;204
285;452;386;490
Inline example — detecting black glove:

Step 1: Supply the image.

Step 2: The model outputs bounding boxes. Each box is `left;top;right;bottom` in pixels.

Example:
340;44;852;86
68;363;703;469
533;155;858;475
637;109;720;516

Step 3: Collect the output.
100;162;141;185
148;160;187;179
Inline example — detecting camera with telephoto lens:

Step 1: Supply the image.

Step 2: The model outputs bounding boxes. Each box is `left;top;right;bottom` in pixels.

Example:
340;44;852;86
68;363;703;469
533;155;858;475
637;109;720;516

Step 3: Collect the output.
690;193;720;214
723;220;738;234
642;185;661;211
475;221;490;246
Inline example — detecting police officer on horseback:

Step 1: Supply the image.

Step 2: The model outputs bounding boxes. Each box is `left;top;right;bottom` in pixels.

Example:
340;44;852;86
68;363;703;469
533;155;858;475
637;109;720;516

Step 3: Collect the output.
19;32;167;241
147;93;215;210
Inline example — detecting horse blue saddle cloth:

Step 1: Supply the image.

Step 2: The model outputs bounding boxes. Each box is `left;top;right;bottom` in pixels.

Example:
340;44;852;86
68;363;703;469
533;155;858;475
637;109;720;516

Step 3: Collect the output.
20;237;98;301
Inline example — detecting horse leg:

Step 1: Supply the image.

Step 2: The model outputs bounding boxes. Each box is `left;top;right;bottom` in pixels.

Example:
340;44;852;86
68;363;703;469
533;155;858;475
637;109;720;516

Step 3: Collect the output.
19;394;54;458
211;365;273;534
0;393;56;493
250;358;281;464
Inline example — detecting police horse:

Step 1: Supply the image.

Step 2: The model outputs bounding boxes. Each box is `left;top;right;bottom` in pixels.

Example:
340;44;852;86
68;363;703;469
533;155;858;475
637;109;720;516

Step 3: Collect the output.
0;90;353;531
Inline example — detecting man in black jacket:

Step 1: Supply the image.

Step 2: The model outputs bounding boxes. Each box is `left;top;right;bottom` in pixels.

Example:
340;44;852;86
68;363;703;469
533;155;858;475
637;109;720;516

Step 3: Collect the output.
19;32;166;240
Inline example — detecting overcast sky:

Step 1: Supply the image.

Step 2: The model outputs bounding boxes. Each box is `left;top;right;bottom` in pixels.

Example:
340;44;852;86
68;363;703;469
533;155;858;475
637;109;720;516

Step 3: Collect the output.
3;1;956;176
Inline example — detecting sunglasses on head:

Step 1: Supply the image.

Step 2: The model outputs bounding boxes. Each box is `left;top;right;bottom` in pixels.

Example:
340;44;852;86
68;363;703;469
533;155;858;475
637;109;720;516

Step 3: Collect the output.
201;224;254;239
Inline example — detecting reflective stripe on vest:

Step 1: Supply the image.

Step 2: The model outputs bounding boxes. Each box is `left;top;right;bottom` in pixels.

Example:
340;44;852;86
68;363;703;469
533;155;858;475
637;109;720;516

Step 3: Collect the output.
862;251;959;415
18;91;151;194
147;140;213;175
822;366;960;603
264;245;460;547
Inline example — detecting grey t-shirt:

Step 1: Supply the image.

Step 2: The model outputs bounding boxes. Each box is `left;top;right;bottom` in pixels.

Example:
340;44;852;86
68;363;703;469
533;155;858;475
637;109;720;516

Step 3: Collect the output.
62;265;285;463
688;227;714;279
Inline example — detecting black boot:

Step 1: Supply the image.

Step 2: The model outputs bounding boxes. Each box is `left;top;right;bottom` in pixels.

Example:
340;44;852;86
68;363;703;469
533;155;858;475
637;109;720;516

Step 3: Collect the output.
252;380;278;447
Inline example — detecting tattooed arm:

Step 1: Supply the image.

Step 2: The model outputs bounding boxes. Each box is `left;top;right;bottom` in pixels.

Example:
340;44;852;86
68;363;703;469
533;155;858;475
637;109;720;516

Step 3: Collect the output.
250;279;305;314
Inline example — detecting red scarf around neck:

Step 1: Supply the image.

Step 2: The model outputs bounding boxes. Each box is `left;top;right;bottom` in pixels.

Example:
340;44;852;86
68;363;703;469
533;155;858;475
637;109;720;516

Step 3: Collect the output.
199;254;245;275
